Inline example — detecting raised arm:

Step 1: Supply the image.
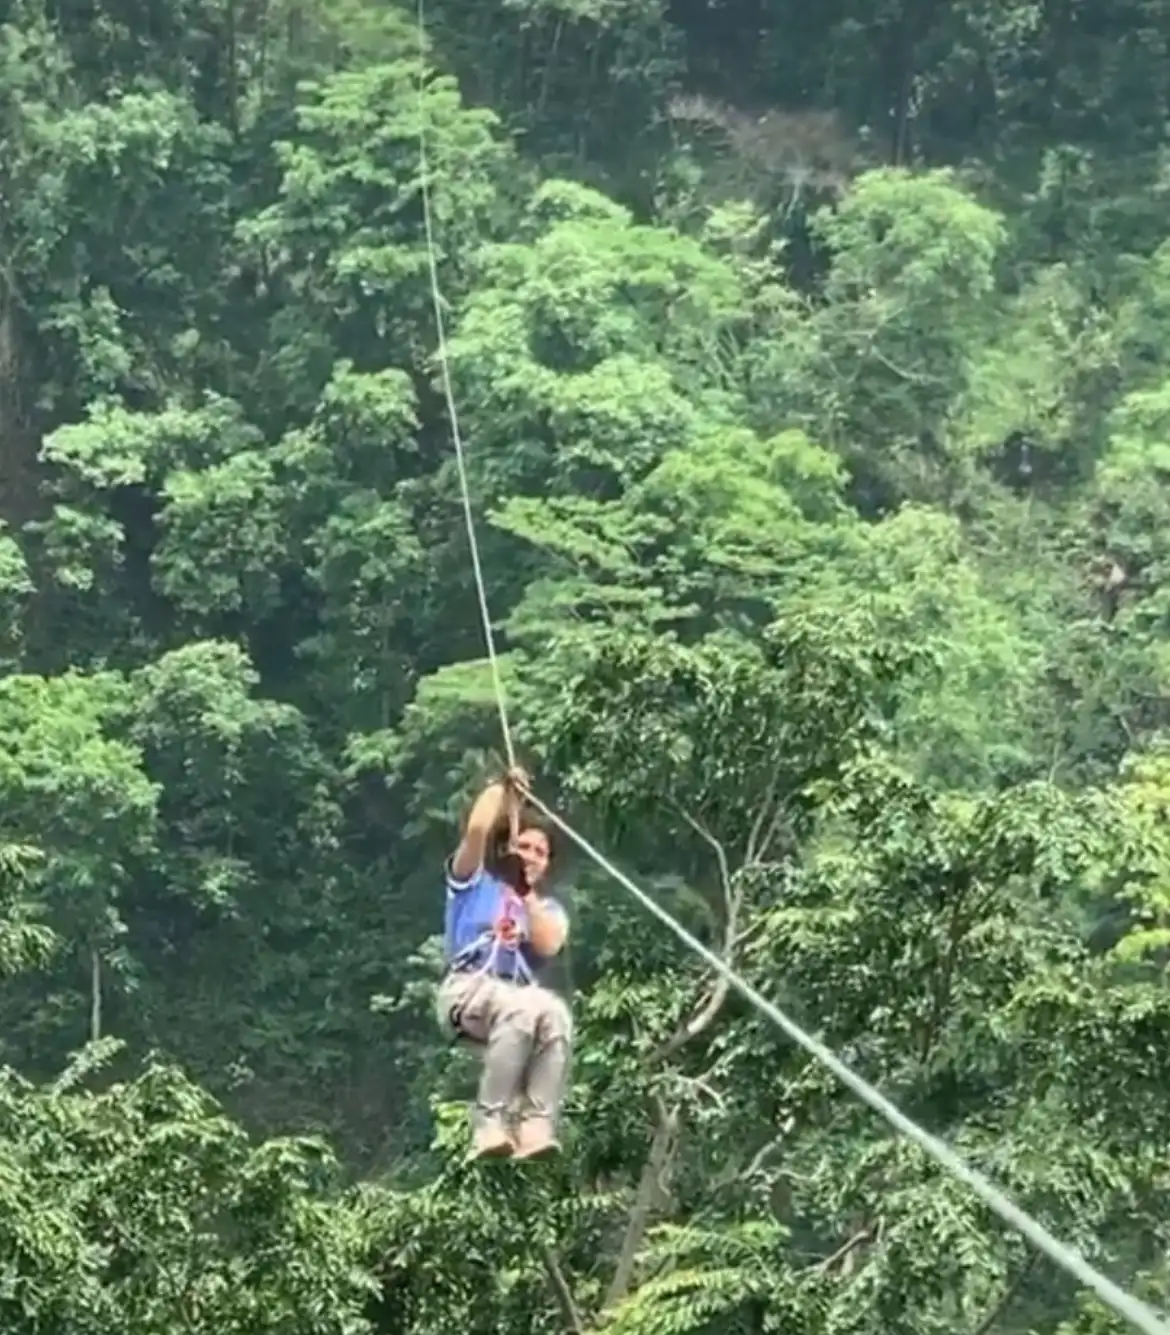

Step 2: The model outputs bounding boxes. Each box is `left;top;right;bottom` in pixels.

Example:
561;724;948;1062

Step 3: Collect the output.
449;767;529;883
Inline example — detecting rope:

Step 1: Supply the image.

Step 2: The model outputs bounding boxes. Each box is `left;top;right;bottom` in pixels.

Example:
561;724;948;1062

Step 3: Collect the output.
413;8;1169;1332
416;0;515;769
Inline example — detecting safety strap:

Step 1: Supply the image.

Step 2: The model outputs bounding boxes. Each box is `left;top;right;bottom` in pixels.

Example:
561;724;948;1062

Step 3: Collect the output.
446;890;534;1040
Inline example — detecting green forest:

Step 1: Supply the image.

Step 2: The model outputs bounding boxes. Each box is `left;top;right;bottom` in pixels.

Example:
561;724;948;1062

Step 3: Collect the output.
2;0;1170;1328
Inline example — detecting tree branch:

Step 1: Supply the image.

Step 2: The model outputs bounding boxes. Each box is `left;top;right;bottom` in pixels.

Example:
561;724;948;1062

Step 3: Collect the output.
753;798;794;867
603;1099;680;1311
870;343;949;385
649;807;742;1065
679;807;736;931
90;947;102;1044
541;1243;585;1334
745;762;787;865
815;1223;877;1275
709;1115;797;1192
970;1253;1037;1335
744;1115;795;1177
674;1072;726;1112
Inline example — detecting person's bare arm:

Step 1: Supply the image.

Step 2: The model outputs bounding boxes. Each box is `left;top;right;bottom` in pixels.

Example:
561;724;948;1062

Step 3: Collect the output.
527;897;568;957
449;767;529;883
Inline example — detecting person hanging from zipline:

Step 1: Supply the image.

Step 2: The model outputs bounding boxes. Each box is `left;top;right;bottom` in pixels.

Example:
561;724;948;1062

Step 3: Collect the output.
437;765;572;1160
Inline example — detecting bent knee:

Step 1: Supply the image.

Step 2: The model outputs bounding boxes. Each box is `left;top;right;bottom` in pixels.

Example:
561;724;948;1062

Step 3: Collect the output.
535;989;572;1041
492;984;538;1034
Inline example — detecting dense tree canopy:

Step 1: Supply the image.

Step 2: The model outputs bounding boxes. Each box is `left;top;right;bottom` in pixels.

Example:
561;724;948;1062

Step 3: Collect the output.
0;0;1169;1329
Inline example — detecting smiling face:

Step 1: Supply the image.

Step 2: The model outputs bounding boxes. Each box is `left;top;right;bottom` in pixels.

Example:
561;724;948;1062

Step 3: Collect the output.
512;824;551;891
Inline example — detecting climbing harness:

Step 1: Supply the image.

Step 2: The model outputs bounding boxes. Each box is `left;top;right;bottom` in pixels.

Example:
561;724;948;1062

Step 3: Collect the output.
444;797;537;1040
445;887;535;1041
415;4;1170;1330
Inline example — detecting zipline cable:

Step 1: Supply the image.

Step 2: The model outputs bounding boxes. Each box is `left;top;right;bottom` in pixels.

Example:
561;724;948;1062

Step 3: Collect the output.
521;789;1169;1335
416;3;515;769
414;9;1170;1333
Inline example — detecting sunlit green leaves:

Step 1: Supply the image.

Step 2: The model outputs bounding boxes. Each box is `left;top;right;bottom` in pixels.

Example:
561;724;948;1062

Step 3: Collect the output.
805;168;1005;497
4;8;1170;1335
0;1060;378;1334
0;672;158;935
154;452;287;620
444;179;750;499
42;396;260;495
240;55;509;366
0;523;32;666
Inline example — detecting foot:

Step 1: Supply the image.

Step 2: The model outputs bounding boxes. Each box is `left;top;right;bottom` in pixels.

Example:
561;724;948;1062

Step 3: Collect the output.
512;1117;559;1160
469;1121;513;1161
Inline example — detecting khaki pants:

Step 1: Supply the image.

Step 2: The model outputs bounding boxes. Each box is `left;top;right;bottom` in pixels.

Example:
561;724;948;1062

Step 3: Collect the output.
436;971;572;1132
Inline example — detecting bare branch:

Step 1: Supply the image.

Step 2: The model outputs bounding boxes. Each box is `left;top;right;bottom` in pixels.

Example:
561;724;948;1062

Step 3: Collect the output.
732;917;767;950
540;1244;586;1335
746;1115;796;1175
970;1252;1037;1335
678;806;737;933
815;1223;877;1275
674;1072;727;1112
754;799;793;867
870;343;951;386
90;948;102;1044
667;96;857;181
648;806;742;1064
745;761;784;865
604;1100;681;1311
708;1113;796;1190
707;1120;794;1191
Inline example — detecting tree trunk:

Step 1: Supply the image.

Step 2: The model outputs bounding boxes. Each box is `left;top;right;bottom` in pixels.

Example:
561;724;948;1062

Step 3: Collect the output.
603;1102;680;1310
0;273;41;532
90;947;102;1043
